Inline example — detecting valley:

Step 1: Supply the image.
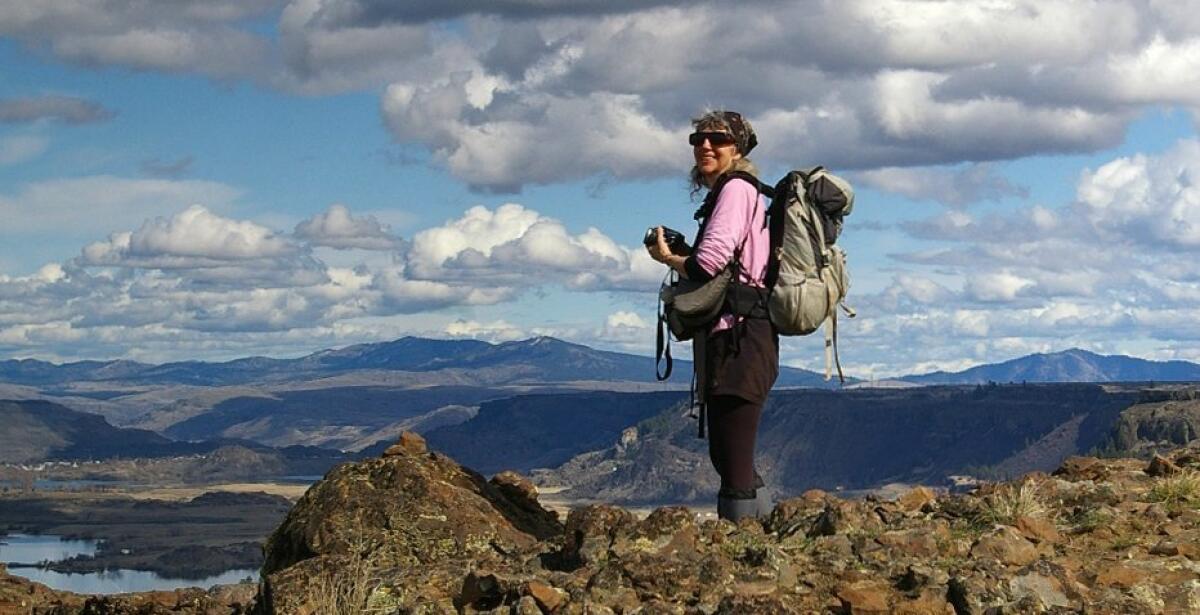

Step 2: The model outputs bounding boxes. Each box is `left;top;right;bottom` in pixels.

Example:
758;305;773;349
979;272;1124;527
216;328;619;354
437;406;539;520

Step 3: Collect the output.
3;336;1200;592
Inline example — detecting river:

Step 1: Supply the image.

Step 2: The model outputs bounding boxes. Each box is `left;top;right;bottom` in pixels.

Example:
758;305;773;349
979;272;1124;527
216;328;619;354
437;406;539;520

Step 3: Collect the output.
1;533;257;594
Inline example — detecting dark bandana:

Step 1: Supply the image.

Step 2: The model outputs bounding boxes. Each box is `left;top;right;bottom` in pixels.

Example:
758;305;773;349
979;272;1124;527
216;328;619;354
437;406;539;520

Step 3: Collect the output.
721;111;757;155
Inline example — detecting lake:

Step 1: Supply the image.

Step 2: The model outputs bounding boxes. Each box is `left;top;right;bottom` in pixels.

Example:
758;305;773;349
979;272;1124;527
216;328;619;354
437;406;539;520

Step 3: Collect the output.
1;533;257;594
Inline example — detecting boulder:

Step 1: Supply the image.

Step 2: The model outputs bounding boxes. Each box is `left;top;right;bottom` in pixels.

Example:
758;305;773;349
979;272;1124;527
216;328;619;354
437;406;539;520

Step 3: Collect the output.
255;432;562;614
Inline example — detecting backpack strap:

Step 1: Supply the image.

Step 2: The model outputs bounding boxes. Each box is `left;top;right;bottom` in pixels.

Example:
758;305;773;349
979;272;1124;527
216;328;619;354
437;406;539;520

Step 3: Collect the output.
822;277;845;384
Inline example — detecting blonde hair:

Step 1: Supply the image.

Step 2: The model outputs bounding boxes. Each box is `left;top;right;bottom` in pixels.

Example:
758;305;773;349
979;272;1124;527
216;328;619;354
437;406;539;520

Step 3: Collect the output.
688;111;759;198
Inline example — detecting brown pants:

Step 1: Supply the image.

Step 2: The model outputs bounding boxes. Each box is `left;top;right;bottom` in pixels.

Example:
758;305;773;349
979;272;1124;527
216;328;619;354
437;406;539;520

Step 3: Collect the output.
703;319;778;496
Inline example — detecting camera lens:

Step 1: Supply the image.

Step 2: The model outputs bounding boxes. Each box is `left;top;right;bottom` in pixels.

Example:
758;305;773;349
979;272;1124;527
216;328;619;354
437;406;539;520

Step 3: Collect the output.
644;227;657;246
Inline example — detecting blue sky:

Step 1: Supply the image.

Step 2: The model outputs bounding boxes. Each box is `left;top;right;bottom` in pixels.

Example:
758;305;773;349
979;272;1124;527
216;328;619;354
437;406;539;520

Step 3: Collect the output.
2;1;1200;377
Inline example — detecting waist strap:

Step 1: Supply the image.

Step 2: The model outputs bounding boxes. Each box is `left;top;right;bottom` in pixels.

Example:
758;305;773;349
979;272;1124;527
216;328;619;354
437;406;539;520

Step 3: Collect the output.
724;284;769;319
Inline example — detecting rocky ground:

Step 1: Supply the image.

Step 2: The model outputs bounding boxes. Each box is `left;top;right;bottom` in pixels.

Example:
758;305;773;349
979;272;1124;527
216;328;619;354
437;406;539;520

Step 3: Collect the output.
4;431;1200;613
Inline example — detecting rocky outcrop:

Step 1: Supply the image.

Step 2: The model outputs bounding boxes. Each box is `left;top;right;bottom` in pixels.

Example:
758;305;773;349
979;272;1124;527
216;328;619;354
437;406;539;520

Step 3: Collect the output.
246;431;1200;614
8;431;1200;613
0;572;255;615
255;431;562;613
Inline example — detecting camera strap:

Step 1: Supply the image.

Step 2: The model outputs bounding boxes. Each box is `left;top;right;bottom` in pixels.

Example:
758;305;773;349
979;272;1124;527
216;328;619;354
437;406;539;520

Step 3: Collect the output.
655;270;674;381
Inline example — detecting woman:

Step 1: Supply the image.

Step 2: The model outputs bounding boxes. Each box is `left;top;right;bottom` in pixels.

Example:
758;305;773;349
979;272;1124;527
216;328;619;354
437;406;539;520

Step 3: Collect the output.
647;110;779;522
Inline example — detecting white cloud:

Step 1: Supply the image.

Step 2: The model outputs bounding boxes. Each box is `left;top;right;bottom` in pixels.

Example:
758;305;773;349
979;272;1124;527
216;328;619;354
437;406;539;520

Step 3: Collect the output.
444;318;526;342
965;272;1034;303
841;138;1200;376
80;205;301;267
6;1;1200;189
1077;141;1200;247
0;197;678;360
407;203;658;291
295;204;404;250
0;0;276;80
605;310;647;329
382;85;681;190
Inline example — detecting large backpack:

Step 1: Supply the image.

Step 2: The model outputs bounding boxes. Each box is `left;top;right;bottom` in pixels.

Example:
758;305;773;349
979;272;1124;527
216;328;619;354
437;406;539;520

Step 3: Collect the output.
761;167;856;381
653;168;856;383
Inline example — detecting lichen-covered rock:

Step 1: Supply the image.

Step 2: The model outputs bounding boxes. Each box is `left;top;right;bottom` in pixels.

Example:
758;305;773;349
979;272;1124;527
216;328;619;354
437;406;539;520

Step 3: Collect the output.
255;431;562;614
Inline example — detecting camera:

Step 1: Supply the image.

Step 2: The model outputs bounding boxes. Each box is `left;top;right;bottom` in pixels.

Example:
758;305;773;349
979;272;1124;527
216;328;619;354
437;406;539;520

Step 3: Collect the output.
644;226;689;255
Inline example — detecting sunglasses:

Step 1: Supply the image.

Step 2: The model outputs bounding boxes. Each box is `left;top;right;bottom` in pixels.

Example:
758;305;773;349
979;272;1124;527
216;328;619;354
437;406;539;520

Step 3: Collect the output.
688;131;736;147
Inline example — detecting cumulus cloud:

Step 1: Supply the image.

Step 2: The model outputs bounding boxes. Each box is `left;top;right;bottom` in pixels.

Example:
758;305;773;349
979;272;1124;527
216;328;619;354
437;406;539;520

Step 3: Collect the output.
0;200;668;359
843;138;1200;376
382;85;681;190
7;1;1200;189
360;0;1168;188
1076;141;1200;248
407;203;659;291
81;205;300;264
0;0;276;80
444;318;527;342
0;95;116;124
295;204;404;250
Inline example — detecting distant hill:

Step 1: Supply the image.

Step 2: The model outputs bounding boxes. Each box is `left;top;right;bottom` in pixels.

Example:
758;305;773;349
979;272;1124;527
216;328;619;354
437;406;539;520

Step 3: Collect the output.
0;336;836;388
0;398;211;463
901;348;1200;384
0;399;345;470
535;383;1145;503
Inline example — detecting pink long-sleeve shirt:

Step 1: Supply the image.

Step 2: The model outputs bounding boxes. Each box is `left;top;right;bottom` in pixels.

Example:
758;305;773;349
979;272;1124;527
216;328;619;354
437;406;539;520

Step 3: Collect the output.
691;177;770;332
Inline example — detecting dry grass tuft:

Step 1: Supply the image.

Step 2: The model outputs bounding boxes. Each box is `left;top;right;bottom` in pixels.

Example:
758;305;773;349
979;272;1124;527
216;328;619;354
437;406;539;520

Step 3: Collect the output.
980;478;1048;526
308;530;383;614
1147;469;1200;510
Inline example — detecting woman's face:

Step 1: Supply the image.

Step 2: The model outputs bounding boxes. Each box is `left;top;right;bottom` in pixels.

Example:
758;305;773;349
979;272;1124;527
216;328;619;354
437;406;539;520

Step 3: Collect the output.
693;131;741;185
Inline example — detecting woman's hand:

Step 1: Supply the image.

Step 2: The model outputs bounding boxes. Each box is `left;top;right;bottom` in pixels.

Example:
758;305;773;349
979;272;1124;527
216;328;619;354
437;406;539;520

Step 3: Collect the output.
647;226;672;263
647;227;689;277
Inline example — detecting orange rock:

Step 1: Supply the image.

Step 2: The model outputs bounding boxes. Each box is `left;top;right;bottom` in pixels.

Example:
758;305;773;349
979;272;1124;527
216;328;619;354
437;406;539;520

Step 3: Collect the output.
1176;542;1200;560
892;588;957;615
801;488;828;502
525;580;565;612
897;486;937;512
970;526;1039;567
1094;564;1147;588
1015;515;1061;544
383;431;427;456
877;529;941;558
836;580;891;614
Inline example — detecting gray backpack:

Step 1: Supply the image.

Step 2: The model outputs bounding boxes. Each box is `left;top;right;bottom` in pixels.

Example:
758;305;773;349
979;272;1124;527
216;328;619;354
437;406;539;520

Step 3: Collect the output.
762;167;856;381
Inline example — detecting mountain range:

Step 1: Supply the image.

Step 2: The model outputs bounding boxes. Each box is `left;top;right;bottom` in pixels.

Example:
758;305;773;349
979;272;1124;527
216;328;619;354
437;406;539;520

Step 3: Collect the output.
0;335;835;388
4;339;1198;390
900;347;1200;384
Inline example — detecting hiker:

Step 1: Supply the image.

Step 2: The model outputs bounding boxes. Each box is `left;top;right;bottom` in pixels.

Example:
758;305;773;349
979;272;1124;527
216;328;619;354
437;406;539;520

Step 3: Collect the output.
646;110;779;521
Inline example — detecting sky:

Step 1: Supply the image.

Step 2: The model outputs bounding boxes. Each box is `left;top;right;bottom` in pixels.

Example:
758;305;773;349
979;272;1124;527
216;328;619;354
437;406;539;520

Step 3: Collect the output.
2;0;1200;378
